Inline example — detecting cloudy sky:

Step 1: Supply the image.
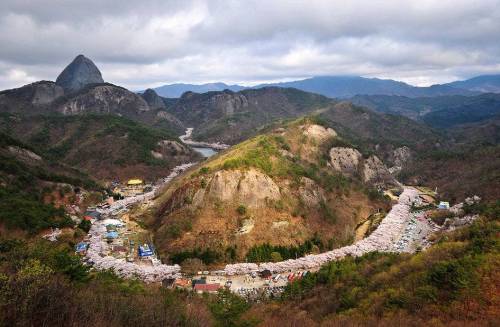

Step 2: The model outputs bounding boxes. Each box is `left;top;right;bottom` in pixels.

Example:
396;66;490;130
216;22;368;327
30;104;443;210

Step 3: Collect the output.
1;0;500;90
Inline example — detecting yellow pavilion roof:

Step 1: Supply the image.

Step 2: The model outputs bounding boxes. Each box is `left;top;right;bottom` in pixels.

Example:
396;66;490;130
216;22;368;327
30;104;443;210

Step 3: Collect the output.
127;179;143;185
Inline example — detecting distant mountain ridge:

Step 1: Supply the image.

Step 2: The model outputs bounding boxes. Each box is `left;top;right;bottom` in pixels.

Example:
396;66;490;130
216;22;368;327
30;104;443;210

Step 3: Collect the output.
351;93;500;128
151;74;500;98
445;74;500;93
152;82;244;97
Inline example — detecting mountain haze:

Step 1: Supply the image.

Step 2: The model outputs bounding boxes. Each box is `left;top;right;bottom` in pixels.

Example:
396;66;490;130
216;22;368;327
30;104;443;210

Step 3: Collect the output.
255;76;478;98
444;74;500;93
153;82;244;97
351;93;500;128
151;75;494;99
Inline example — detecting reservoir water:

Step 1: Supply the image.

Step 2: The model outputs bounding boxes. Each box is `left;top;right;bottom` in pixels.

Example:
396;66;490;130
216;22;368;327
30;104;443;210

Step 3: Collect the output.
193;147;217;157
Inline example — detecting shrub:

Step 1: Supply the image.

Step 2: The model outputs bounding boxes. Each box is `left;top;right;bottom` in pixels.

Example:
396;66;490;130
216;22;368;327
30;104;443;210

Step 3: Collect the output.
170;248;221;265
78;220;91;233
428;209;454;225
236;205;247;215
209;289;250;326
199;167;210;174
270;251;283;262
320;200;337;223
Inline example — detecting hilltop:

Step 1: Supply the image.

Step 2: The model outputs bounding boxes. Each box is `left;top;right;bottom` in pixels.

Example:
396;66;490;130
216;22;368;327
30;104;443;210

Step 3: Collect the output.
0;55;186;133
0;55;199;182
142;120;398;269
168;87;332;144
55;54;104;93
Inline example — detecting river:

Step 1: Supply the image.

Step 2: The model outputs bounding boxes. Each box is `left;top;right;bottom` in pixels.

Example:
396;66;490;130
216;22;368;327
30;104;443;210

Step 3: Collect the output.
192;147;217;158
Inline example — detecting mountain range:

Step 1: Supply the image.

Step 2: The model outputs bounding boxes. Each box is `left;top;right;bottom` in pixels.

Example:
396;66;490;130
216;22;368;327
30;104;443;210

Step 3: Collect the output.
1;54;499;327
1;54;499;199
151;74;500;98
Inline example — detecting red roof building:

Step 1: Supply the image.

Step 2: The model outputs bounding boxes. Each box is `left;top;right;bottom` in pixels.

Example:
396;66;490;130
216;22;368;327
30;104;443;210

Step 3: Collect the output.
193;283;221;293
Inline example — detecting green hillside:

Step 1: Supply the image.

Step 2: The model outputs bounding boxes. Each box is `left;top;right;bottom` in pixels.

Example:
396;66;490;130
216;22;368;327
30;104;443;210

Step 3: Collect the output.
0;113;200;181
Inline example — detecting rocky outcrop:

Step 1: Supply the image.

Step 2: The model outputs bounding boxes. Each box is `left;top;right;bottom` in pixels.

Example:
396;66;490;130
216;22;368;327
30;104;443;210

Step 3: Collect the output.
329;147;362;176
210;92;248;115
30;81;65;105
0;81;64;112
299;177;325;207
142;88;166;110
57;85;149;115
56;54;104;92
388;146;412;175
362;155;397;186
330;147;397;187
157;140;190;155
392;146;411;168
8;146;42;162
207;169;280;208
302;124;337;142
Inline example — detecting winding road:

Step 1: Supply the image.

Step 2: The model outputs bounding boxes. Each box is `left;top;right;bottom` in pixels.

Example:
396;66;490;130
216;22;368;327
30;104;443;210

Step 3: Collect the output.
85;172;426;283
83;128;434;285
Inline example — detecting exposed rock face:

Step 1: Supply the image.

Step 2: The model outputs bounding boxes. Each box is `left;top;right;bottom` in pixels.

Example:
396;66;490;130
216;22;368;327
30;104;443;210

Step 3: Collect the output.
56;55;104;92
57;85;149;115
157;140;190;155
392;146;412;167
210;92;248;115
142;88;166;110
208;169;280;207
329;147;362;176
388;146;412;174
302;124;337;141
0;81;64;112
31;81;65;105
329;147;397;187
362;155;397;186
299;177;325;207
8;146;42;162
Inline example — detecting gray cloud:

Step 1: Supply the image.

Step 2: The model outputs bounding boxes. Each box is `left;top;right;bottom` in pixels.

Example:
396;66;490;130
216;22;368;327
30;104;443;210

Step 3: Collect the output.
0;0;499;90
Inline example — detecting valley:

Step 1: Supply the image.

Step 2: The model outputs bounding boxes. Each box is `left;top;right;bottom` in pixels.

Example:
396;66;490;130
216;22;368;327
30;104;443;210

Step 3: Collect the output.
0;53;498;326
78;146;447;295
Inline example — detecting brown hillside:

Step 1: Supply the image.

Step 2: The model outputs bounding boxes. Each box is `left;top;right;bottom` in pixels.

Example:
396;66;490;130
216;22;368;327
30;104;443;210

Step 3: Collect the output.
145;120;393;267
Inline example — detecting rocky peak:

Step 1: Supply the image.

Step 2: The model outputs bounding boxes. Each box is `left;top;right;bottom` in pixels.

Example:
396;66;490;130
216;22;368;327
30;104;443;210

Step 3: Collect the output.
56;54;104;93
210;92;248;115
142;88;166;110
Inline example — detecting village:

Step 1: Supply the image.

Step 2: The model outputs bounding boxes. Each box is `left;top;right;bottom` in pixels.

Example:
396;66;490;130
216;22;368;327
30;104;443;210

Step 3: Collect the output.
61;129;479;296
69;162;479;297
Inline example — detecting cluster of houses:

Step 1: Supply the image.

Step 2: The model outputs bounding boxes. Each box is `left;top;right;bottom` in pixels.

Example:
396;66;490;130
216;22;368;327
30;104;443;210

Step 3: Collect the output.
112;179;153;197
70;158;473;298
75;207;157;264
